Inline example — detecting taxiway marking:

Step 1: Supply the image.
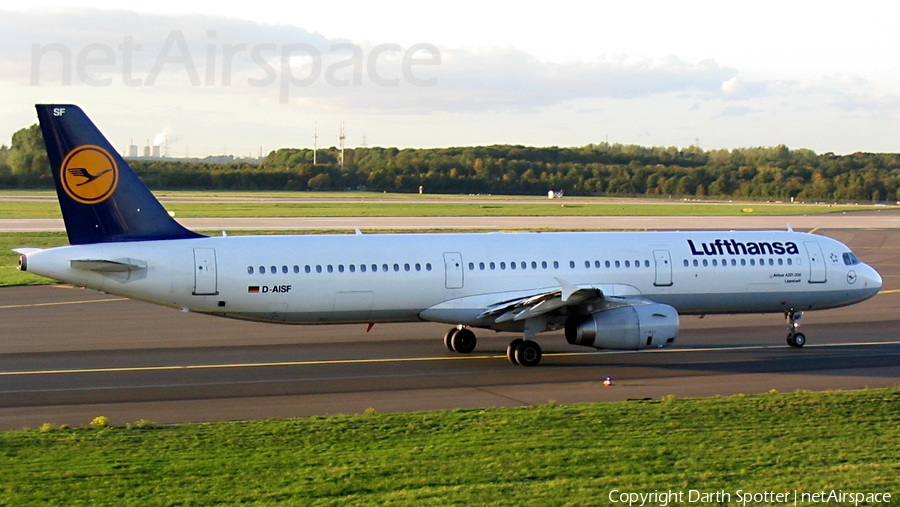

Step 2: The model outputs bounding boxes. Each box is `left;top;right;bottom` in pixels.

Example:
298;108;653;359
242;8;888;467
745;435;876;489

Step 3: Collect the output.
3;341;900;377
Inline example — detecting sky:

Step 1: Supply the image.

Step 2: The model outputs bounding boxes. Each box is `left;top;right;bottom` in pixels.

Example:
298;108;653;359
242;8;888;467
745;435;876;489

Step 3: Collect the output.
2;1;900;157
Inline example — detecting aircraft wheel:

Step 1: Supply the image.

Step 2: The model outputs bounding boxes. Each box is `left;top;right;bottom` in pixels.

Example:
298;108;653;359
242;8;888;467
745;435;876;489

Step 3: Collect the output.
788;332;806;348
514;341;542;367
507;339;523;364
443;328;458;352
451;328;477;353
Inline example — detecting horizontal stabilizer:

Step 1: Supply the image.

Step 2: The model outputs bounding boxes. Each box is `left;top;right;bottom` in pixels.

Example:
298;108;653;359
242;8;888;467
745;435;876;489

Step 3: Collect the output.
70;258;147;272
12;248;42;255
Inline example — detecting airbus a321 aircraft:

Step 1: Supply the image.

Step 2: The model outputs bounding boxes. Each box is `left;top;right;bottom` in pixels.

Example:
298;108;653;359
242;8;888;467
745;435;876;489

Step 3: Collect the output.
17;105;883;366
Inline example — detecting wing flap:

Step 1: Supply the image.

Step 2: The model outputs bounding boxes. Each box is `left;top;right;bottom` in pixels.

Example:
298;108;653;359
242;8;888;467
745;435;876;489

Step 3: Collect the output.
479;280;606;323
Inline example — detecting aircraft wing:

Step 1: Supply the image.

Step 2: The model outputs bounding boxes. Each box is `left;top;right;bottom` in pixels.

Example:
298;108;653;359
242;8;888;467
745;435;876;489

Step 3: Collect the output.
476;277;647;324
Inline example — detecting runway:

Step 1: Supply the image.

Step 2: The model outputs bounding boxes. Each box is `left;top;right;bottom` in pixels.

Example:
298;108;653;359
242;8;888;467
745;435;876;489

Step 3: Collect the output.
0;228;898;430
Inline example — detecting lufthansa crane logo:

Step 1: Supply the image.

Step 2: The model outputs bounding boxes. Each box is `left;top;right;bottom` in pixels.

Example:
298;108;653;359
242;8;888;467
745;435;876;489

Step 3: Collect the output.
60;145;119;204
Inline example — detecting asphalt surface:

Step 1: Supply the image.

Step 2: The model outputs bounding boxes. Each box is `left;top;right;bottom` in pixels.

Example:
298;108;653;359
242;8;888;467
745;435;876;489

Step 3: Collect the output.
0;227;898;430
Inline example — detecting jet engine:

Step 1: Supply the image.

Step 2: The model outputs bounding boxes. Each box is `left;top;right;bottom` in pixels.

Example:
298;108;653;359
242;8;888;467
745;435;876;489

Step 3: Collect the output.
564;303;679;350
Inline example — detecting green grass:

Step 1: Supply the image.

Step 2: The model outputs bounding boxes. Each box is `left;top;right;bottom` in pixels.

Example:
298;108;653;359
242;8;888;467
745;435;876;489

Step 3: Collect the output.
0;193;883;218
0;388;898;506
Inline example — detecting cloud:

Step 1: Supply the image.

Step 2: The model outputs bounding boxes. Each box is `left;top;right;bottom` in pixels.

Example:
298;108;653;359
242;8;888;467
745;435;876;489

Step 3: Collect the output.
1;8;743;114
719;76;771;100
713;106;763;118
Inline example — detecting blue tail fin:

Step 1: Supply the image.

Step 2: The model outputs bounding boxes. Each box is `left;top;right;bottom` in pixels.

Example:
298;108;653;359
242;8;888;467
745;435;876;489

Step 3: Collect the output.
36;104;203;245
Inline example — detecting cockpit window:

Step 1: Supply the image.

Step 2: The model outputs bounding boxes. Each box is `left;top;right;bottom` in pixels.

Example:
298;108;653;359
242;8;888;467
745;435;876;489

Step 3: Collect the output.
843;252;861;266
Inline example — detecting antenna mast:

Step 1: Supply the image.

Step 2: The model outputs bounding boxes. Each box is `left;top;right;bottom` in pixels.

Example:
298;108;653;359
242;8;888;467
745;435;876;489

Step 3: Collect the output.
338;121;346;169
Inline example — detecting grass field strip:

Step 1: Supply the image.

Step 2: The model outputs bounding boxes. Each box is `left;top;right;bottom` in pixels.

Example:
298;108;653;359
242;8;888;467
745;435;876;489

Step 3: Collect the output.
3;340;900;378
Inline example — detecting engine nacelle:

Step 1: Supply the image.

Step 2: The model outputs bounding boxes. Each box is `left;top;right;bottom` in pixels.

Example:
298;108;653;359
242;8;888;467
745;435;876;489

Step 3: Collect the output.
565;303;679;350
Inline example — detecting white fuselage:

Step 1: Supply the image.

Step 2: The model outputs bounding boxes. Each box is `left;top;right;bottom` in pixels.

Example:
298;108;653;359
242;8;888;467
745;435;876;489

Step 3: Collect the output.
21;230;882;333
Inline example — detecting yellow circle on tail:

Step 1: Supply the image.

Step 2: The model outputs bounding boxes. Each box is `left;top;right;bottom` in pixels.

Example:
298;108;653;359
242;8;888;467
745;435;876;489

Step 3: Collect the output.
60;145;119;204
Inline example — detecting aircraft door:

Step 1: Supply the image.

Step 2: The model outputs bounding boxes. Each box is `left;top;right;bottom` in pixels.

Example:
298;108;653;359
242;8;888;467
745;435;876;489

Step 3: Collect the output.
804;241;827;283
193;248;218;295
653;250;673;286
443;252;464;289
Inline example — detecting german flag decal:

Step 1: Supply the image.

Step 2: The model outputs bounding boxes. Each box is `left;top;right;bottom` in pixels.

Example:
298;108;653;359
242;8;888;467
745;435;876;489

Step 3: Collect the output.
248;286;260;293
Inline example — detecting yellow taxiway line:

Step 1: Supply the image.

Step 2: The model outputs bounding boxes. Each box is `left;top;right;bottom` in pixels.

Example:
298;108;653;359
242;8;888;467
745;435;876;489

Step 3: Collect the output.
3;341;900;378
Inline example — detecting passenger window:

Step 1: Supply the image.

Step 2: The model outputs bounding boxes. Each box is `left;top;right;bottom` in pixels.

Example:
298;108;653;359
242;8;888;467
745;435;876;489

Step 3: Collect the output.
569;261;575;269
316;265;322;273
404;263;410;271
293;265;299;274
532;261;538;269
521;262;526;269
361;264;367;272
605;261;610;268
327;265;334;273
778;258;783;266
595;261;601;268
372;264;378;272
383;264;389;272
625;260;631;268
683;260;689;267
702;259;708;267
712;259;717;267
259;266;266;274
349;264;356;272
645;260;650;268
542;261;548;269
416;263;421;271
500;262;506;269
585;260;591;268
510;262;516;270
615;260;620;268
270;266;277;274
750;259;755;266
553;261;559;269
479;262;485;270
741;259;746;266
731;259;736;266
305;265;311;273
248;266;254;274
490;262;496;270
393;264;400;272
693;259;698;267
426;263;432;271
787;258;793;266
282;266;288;274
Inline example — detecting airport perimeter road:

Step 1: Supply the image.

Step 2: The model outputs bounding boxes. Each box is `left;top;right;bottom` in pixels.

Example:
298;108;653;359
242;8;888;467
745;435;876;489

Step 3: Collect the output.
3;211;900;232
0;229;898;430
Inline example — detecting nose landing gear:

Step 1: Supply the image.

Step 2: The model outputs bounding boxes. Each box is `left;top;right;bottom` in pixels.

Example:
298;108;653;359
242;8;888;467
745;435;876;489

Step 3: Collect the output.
786;310;806;347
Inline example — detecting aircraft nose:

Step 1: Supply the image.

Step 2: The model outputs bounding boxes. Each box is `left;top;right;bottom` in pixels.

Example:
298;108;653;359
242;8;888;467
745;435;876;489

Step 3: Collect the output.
861;264;883;293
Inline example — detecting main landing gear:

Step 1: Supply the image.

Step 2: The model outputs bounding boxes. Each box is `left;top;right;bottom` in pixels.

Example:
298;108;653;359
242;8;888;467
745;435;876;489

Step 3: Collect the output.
506;339;542;367
442;326;544;366
786;310;806;348
443;326;477;353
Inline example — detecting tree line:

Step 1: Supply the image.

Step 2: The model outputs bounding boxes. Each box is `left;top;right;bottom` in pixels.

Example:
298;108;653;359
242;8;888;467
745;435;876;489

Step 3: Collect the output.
2;123;899;202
